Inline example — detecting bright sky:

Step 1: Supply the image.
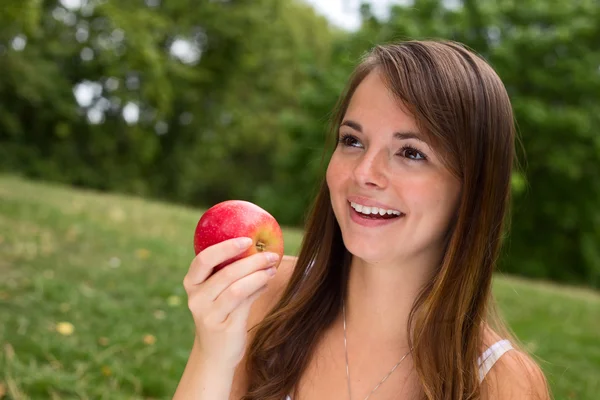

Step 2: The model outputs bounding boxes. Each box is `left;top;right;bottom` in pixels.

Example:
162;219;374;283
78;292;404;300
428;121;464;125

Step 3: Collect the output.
302;0;409;31
303;0;462;30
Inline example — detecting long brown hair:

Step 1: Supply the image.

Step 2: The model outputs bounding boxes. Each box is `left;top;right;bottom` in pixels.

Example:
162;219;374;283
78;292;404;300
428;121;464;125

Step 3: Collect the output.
242;40;548;400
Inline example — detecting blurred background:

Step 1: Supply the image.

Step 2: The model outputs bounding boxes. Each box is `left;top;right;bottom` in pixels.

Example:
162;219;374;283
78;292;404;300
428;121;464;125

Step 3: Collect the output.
0;0;598;399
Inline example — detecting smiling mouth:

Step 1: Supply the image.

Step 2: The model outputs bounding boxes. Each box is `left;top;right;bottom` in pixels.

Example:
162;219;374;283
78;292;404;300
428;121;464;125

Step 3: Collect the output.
348;201;404;220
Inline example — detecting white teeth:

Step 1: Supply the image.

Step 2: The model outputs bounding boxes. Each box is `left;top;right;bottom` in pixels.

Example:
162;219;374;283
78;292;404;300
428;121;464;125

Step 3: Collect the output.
350;202;401;216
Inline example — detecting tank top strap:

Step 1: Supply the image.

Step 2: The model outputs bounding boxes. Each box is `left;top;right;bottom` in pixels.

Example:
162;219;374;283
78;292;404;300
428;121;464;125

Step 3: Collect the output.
477;339;514;383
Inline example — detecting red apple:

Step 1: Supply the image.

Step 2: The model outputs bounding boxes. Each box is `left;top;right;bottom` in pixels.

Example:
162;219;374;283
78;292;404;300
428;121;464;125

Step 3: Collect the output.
194;200;284;274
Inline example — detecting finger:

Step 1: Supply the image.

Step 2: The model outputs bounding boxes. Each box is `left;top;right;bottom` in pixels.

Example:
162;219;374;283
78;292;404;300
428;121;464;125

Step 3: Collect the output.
209;267;276;323
185;237;254;286
184;252;278;318
203;251;279;301
226;286;268;328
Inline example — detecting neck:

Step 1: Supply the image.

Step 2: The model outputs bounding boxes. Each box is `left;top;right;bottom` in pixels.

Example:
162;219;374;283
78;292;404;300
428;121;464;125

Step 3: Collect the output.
343;254;436;351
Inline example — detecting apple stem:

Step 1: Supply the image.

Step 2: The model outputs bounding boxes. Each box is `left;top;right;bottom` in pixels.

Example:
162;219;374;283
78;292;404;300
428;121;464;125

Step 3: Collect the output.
256;241;266;252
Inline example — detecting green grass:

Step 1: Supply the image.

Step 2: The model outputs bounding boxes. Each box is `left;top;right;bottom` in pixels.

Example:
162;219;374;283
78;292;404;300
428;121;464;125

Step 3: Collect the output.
0;174;598;399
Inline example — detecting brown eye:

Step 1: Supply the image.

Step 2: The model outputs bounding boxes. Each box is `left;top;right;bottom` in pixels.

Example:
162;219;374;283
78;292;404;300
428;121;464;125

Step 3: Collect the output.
400;146;426;161
338;134;362;148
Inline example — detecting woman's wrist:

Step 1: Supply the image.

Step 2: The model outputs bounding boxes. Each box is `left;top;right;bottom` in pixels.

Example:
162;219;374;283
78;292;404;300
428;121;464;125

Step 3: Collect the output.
192;336;242;371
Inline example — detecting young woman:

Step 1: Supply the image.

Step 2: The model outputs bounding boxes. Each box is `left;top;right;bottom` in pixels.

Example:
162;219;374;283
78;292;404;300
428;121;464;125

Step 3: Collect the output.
174;40;551;400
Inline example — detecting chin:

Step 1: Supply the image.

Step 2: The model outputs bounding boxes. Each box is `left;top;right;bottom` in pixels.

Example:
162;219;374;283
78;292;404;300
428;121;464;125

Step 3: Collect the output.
342;237;392;264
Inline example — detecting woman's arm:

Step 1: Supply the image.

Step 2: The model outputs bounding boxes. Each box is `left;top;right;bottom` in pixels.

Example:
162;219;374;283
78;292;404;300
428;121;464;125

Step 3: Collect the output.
229;255;298;399
174;255;298;400
173;338;237;399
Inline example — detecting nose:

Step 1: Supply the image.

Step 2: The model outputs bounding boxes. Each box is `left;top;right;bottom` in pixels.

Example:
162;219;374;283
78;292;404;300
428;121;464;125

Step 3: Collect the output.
352;150;388;189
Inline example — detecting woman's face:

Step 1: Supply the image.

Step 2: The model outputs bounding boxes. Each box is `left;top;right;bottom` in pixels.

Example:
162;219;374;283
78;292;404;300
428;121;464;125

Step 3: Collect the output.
326;70;461;266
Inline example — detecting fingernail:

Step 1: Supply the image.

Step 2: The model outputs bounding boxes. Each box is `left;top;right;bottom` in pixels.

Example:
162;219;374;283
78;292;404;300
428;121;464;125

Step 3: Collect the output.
265;252;279;263
237;237;253;249
266;267;276;276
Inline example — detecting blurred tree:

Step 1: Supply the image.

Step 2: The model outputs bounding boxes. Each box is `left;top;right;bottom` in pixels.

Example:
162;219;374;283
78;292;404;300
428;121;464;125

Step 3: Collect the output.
0;0;175;190
0;0;334;203
154;0;335;217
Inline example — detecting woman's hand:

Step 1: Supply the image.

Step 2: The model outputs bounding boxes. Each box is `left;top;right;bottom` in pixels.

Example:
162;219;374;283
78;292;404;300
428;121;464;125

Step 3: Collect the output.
183;237;279;368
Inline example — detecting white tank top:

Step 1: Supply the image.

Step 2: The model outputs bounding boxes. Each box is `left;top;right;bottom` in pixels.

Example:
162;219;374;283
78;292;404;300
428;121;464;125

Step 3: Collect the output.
283;339;513;400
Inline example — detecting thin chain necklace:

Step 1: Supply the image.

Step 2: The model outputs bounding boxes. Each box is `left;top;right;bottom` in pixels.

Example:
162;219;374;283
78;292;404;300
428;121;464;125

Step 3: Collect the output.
342;299;412;400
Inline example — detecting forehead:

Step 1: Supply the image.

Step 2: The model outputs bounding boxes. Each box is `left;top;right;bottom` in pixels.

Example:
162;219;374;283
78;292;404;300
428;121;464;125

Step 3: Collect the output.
343;71;420;135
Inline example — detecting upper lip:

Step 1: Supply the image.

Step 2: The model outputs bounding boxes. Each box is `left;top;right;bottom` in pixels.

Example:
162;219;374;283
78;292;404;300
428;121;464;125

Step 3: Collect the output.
347;195;402;212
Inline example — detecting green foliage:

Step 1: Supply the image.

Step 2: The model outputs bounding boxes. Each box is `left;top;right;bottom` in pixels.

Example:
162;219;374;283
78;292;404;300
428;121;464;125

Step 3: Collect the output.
0;0;599;287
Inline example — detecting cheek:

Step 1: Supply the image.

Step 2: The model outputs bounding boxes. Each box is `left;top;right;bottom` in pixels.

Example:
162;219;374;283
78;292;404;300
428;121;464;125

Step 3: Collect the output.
404;176;460;219
431;180;461;223
326;155;345;191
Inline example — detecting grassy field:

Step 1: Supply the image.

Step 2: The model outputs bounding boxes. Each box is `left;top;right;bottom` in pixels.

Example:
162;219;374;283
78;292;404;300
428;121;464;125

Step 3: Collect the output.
0;174;598;399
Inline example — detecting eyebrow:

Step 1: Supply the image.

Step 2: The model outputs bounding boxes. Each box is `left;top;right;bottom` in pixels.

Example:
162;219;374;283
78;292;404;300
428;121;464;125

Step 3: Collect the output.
340;120;426;143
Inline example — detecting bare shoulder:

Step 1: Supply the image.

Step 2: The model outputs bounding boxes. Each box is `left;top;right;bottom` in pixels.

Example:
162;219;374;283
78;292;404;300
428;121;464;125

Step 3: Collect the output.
229;255;298;399
480;328;550;399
